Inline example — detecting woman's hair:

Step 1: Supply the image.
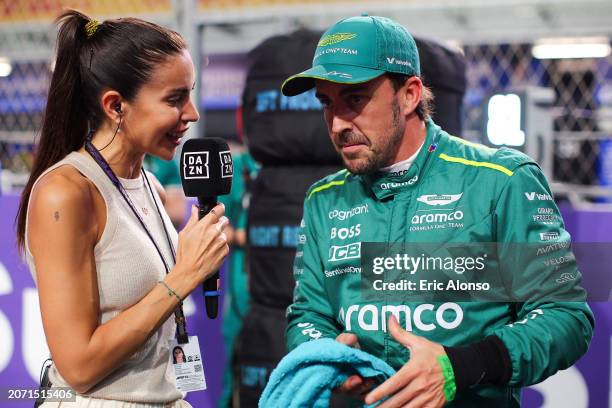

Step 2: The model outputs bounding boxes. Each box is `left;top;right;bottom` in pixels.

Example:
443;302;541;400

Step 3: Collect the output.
16;10;187;251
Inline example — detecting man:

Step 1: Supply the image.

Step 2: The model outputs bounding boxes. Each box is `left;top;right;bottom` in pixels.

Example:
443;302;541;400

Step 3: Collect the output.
281;14;594;407
218;142;258;407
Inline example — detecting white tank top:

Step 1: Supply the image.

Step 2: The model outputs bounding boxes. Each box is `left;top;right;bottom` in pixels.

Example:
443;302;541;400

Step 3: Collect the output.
25;151;182;403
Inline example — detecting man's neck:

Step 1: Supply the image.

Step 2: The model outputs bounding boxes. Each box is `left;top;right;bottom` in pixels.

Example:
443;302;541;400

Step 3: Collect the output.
390;116;427;165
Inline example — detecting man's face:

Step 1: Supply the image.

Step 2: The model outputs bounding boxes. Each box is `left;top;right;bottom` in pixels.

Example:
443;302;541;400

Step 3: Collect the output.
315;76;405;174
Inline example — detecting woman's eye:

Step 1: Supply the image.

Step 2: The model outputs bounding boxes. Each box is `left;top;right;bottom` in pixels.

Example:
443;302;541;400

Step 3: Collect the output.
168;94;187;106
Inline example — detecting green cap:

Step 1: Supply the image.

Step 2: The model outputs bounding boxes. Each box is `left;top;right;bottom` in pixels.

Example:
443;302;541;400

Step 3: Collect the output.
281;14;420;96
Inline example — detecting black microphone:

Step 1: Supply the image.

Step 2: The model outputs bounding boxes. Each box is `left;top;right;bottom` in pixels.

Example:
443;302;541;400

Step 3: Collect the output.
180;137;233;318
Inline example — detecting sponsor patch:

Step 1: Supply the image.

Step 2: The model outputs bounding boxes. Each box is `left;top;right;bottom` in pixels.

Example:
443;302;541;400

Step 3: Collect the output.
339;302;463;332
539;232;560;241
410;209;464;231
525;191;553;201
417;193;463;206
380;175;418;190
325;71;353;79
556;272;577;284
328;242;361;262
386;57;413;67
318;32;357;47
329;204;368;221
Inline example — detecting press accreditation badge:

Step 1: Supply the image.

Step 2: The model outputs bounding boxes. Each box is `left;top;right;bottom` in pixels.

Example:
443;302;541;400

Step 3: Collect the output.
168;336;207;392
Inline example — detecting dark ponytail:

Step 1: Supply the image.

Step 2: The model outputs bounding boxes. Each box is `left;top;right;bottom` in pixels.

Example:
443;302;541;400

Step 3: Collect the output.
16;9;186;251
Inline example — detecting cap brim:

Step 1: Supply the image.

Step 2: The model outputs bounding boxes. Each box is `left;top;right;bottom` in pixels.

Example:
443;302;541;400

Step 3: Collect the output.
281;64;385;96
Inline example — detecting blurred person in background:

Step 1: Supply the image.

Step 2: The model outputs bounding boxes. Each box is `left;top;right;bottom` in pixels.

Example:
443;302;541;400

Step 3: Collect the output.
282;15;594;407
218;139;259;408
144;154;188;228
16;10;229;407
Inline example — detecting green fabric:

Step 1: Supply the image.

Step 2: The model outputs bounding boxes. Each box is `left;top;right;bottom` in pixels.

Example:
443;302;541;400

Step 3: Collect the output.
218;151;259;408
285;120;594;407
437;355;457;403
282;14;420;96
144;155;181;186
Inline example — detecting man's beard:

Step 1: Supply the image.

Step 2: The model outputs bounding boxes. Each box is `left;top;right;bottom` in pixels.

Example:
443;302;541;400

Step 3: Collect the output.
339;99;405;175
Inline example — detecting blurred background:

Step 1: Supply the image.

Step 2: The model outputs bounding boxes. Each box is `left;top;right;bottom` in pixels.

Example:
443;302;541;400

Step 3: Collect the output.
0;1;611;407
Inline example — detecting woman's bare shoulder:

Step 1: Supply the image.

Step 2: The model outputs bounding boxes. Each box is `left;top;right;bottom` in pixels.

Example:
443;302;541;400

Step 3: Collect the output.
28;164;98;238
32;165;94;208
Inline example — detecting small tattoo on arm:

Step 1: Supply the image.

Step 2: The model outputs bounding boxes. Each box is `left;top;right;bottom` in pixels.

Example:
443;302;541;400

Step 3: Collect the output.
54;211;60;221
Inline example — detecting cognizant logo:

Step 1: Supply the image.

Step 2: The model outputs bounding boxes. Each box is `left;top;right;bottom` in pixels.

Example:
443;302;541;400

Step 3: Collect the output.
411;210;464;224
329;204;368;221
339;302;463;332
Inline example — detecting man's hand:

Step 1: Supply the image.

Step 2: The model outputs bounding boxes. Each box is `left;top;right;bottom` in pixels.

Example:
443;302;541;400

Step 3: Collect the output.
365;316;448;408
334;332;375;399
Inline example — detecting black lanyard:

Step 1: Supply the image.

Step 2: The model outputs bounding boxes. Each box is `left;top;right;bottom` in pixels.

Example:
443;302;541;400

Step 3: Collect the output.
85;138;189;344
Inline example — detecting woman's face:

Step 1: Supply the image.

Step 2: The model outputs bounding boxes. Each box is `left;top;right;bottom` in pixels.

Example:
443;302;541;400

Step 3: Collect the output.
174;348;185;363
121;49;199;160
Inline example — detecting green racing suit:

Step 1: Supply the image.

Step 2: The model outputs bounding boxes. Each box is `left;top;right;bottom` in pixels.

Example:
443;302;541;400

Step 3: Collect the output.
285;120;594;407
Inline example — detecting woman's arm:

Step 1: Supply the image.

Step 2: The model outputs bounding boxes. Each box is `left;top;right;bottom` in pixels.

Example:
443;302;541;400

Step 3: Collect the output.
28;169;227;394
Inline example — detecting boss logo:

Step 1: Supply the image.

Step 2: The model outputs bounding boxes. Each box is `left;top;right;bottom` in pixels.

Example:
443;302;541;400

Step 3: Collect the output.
330;224;361;240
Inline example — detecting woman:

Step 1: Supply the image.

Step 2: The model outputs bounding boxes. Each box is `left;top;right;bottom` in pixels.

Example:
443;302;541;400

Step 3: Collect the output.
16;10;228;407
173;346;186;364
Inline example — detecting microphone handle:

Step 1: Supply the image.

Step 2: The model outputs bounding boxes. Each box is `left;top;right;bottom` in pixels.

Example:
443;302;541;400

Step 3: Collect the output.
198;196;220;319
198;196;217;220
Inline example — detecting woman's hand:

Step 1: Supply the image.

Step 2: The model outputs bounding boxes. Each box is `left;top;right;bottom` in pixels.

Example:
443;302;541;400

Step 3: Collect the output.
174;203;230;292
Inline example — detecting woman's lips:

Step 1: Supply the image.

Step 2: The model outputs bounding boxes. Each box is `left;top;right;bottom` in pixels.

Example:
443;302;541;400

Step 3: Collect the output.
166;133;182;146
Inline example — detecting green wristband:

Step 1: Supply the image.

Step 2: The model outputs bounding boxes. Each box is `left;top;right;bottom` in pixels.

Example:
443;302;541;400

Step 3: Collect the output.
437;355;457;403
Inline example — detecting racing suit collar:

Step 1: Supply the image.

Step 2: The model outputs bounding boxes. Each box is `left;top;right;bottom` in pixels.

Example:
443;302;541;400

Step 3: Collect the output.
363;118;441;200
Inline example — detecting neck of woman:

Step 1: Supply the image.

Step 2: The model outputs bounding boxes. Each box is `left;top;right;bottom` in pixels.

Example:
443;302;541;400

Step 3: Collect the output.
85;129;145;179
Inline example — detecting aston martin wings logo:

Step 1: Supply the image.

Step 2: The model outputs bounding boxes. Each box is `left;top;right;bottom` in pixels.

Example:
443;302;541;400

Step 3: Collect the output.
417;193;463;206
318;33;357;47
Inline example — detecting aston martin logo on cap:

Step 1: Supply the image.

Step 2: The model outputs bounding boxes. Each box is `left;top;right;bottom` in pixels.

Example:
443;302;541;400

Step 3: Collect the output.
318;33;357;47
326;71;353;78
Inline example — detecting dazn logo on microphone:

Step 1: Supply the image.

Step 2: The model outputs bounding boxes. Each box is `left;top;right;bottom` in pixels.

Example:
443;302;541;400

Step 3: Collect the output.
183;151;209;179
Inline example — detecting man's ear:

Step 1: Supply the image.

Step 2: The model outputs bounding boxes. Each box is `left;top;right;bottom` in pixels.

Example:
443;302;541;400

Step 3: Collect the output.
400;76;423;117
